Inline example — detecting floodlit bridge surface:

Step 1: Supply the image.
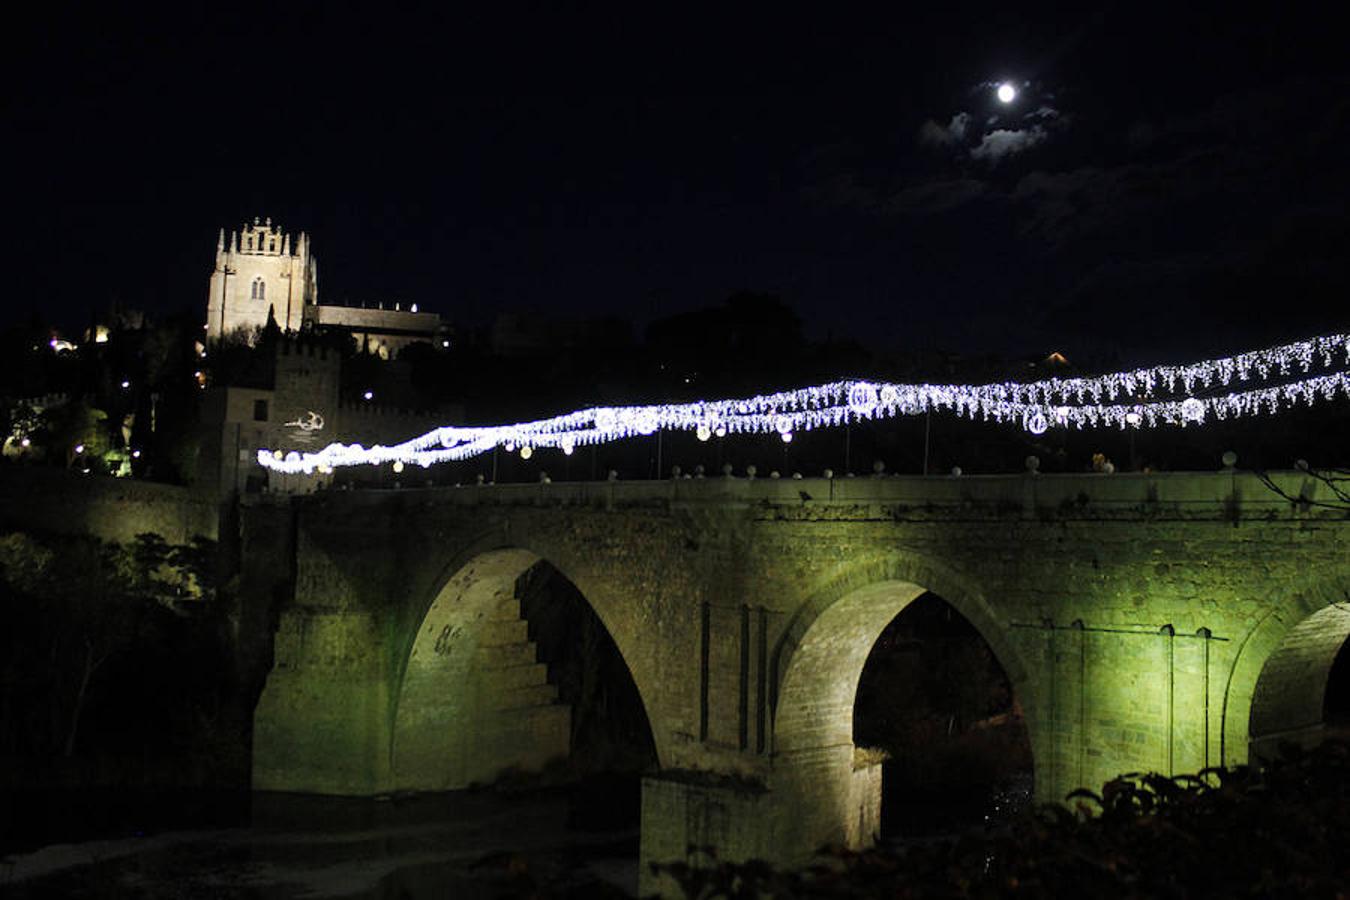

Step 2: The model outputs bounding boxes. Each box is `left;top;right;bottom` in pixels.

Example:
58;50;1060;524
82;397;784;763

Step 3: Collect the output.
241;470;1350;894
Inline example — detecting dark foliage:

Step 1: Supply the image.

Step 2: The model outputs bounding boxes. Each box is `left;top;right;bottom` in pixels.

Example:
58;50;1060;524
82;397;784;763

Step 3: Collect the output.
0;530;240;791
1;313;207;483
653;741;1350;899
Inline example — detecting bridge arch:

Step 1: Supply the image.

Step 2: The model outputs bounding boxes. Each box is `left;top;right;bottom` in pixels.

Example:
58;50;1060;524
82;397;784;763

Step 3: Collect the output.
1223;571;1350;765
773;553;1030;752
767;552;1034;857
390;544;657;791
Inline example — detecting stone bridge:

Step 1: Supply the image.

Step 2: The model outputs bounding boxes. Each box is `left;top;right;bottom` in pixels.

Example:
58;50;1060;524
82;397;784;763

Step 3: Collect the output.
246;469;1350;893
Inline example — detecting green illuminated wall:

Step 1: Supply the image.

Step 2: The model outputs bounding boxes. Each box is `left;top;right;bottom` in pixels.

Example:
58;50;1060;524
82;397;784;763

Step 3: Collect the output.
244;471;1350;894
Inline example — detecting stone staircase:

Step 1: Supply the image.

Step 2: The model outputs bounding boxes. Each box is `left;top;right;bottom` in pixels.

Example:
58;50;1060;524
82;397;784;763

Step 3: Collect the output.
467;595;571;783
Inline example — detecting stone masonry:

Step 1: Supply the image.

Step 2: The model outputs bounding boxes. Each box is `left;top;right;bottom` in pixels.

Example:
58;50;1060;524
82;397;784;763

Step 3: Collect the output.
245;470;1350;896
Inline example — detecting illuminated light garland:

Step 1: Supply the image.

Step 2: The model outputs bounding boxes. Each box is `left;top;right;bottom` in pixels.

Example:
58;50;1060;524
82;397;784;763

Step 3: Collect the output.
258;333;1350;474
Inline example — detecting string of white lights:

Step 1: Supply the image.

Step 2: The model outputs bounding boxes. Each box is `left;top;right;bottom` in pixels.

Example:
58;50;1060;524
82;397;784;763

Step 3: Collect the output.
258;333;1350;474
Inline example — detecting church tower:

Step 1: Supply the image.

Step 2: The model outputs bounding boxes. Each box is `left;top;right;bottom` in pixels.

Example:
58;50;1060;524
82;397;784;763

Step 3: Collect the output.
205;217;319;342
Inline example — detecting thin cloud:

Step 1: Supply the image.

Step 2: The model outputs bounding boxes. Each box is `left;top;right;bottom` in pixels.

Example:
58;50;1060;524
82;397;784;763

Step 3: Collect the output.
918;79;1062;166
970;126;1048;163
918;112;971;147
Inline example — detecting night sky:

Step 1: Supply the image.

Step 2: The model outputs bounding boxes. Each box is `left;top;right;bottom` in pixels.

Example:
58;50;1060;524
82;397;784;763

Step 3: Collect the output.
7;4;1349;363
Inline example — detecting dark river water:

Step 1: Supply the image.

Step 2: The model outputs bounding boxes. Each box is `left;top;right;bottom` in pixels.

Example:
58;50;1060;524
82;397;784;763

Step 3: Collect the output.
0;773;1032;898
1;781;641;898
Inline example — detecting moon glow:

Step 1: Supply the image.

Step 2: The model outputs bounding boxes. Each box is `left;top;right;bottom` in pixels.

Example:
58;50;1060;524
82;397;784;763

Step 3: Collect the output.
997;83;1016;103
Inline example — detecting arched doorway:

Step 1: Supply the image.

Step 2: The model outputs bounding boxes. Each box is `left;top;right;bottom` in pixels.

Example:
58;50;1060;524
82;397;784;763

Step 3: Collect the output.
770;572;1032;861
1249;603;1350;761
390;548;657;797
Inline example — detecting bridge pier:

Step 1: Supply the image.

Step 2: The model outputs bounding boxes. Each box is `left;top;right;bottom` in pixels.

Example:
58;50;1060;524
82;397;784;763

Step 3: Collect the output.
638;752;883;898
253;608;393;795
253;551;574;796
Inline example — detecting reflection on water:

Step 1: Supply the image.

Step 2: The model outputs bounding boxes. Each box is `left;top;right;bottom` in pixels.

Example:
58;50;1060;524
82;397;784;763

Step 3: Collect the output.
1;780;640;898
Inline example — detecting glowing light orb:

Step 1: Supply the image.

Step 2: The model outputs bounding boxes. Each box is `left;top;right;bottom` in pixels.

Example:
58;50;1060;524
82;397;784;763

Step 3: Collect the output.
848;383;879;416
1180;397;1206;423
781;431;793;443
634;412;659;435
392;461;405;473
1125;411;1142;426
696;424;712;442
1024;410;1048;435
997;83;1016;103
519;446;533;460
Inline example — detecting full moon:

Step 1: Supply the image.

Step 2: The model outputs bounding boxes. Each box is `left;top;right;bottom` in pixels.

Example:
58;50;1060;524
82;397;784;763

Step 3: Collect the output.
997;83;1016;103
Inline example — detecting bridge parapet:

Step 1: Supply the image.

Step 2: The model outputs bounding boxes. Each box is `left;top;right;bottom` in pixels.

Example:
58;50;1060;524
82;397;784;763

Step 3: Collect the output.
291;469;1333;521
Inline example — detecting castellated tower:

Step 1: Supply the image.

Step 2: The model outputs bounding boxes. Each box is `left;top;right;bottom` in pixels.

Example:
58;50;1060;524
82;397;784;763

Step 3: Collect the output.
205;217;319;342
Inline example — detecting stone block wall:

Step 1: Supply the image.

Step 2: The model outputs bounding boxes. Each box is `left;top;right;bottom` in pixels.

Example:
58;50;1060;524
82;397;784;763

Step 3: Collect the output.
245;471;1350;885
0;466;218;545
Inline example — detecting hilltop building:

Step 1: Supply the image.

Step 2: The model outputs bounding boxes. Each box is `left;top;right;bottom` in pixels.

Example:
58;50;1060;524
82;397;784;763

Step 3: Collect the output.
200;219;459;495
205;217;443;358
